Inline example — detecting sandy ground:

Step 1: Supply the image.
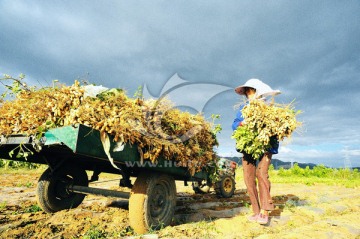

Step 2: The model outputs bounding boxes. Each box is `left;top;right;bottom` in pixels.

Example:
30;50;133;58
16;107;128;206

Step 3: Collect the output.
0;169;359;239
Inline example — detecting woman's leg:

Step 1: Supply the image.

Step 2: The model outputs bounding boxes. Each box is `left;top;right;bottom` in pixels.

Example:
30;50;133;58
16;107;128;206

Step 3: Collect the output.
242;153;260;215
256;152;274;212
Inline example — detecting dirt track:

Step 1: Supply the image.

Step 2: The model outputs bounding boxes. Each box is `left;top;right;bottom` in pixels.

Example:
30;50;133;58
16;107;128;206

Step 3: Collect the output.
0;170;359;238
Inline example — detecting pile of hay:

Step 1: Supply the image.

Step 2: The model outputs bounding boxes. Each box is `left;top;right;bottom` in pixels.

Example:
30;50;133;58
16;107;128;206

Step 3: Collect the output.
232;99;301;159
0;79;218;174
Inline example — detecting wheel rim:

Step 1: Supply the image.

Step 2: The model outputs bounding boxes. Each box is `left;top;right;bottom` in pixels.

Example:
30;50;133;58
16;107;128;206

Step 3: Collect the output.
149;182;170;221
55;174;75;199
222;177;233;193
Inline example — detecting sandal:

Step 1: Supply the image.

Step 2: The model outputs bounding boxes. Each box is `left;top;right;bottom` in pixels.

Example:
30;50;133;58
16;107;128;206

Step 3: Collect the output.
247;214;260;222
257;213;269;225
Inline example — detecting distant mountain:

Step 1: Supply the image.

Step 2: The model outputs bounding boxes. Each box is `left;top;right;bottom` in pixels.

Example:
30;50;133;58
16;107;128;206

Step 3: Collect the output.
221;156;317;169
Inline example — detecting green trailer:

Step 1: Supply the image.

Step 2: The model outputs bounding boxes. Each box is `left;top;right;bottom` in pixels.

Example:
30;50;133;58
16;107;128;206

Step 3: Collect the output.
0;124;237;234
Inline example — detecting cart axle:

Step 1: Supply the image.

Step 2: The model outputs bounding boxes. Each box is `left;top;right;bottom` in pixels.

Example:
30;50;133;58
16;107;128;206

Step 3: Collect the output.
68;185;130;199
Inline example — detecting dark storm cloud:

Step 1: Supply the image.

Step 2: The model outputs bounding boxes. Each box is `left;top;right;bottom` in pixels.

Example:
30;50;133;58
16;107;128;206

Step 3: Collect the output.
1;0;359;166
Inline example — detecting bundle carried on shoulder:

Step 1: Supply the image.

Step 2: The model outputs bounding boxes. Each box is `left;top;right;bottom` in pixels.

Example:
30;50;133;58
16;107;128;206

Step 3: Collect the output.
232;99;302;159
0;76;218;174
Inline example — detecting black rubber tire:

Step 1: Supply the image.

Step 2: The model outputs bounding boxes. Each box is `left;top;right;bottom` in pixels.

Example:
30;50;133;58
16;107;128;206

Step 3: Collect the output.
214;175;236;198
129;173;176;234
192;180;211;194
37;164;88;213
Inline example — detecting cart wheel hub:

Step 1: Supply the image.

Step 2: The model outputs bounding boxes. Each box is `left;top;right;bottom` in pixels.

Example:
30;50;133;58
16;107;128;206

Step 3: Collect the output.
150;184;168;218
56;177;74;198
223;178;233;193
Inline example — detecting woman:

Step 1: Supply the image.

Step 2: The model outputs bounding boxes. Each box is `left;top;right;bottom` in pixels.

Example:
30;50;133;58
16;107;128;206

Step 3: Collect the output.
232;78;280;225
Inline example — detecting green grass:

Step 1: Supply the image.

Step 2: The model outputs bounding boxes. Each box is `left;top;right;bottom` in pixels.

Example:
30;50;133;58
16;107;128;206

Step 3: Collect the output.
16;182;35;188
0;163;47;174
159;219;219;239
0;159;42;170
24;204;42;213
83;225;108;239
0;201;7;210
2;159;359;187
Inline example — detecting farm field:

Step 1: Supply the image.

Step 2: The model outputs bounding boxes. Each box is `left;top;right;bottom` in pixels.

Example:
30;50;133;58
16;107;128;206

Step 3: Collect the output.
0;167;359;239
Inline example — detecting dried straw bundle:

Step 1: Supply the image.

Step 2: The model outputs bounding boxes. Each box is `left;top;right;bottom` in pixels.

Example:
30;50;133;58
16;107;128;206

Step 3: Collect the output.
0;81;218;174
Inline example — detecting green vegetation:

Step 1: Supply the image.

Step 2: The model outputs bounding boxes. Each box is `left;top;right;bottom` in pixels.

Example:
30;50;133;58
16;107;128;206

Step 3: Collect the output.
2;161;358;188
82;225;108;239
2;160;358;188
232;99;301;159
236;163;360;188
0;159;41;169
0;201;7;210
17;182;34;188
159;219;219;239
24;204;42;213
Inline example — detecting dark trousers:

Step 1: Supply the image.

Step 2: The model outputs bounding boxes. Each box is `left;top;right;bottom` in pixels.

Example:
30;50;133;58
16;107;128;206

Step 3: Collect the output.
242;152;274;214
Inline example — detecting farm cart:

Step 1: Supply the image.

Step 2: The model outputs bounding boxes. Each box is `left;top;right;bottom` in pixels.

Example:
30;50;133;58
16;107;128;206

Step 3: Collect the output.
0;124;237;234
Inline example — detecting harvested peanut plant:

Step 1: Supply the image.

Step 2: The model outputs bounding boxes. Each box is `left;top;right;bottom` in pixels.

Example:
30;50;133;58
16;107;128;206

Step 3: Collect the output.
0;74;220;175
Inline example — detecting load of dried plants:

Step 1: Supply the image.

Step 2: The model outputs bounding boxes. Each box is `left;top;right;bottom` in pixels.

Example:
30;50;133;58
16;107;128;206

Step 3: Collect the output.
0;75;219;174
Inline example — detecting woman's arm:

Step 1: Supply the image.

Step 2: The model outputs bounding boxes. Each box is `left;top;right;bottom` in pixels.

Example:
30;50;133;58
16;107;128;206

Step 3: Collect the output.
232;105;245;131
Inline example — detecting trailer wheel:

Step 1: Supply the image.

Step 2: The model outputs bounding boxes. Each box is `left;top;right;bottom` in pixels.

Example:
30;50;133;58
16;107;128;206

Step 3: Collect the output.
129;173;176;234
214;175;235;198
37;164;88;213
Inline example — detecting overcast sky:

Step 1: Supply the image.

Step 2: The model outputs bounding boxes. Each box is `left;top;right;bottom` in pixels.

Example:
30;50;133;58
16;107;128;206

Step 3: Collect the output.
1;0;359;167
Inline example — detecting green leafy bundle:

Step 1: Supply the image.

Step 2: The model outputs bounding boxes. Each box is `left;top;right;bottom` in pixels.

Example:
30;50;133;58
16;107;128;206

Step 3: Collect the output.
232;99;301;159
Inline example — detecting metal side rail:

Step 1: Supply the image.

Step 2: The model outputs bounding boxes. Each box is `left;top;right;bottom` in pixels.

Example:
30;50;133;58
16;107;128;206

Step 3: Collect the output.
0;135;32;144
